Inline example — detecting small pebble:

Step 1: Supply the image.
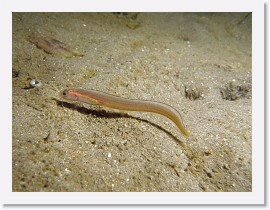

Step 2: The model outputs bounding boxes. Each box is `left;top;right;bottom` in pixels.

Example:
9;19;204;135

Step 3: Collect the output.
30;79;41;88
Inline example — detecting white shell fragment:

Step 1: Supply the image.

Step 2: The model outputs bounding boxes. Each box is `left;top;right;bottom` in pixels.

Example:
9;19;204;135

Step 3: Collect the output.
30;79;41;88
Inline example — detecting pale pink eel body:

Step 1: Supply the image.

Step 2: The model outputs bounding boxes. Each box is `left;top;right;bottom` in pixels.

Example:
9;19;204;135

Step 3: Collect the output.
61;89;189;137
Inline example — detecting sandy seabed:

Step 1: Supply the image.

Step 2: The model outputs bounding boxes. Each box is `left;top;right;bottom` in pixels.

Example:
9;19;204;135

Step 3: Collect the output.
12;12;252;192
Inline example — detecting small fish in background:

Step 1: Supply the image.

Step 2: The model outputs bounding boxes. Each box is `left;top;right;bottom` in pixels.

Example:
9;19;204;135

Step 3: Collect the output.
29;34;84;57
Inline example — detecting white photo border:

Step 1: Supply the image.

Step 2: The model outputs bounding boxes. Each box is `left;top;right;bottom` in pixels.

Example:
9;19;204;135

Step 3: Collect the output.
0;0;264;205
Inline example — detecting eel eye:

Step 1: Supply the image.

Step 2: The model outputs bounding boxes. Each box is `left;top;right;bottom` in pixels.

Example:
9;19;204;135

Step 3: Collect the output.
62;89;68;96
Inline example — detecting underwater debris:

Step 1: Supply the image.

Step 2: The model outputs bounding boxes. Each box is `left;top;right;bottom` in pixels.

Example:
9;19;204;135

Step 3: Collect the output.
29;34;84;57
113;12;141;30
12;68;20;78
220;79;252;101
113;12;139;20
113;12;129;16
126;22;140;30
184;82;204;100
